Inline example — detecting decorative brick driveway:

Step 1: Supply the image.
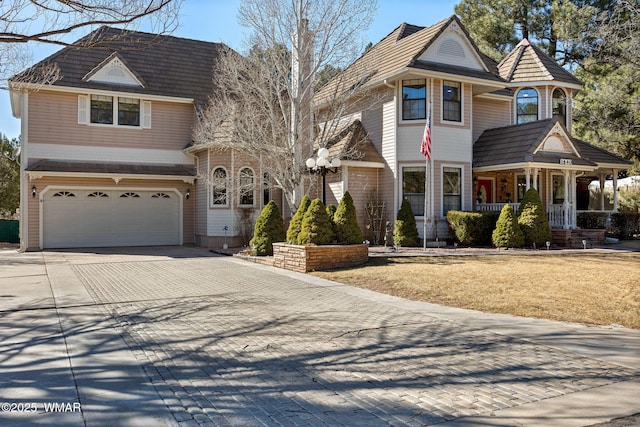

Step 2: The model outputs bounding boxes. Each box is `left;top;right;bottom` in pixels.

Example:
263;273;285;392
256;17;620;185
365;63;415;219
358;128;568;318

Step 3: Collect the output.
55;249;638;426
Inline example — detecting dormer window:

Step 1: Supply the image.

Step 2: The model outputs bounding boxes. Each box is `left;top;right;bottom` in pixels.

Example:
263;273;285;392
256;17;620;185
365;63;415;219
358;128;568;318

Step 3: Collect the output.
516;88;539;124
552;88;567;126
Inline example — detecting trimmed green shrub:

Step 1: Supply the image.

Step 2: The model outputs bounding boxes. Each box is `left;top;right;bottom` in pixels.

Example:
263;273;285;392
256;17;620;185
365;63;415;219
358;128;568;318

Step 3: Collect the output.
517;189;551;247
326;204;337;229
610;212;640;239
249;200;285;256
577;212;608;229
492;203;525;248
447;210;500;246
333;191;363;244
286;195;311;244
298;199;335;245
393;198;419;247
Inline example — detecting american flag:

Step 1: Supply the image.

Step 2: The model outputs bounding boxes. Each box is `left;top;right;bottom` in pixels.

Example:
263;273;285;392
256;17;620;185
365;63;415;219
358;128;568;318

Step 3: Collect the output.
420;113;431;160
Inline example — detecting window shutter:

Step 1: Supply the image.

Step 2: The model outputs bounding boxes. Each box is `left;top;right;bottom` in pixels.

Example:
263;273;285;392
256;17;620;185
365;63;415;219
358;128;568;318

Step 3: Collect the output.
78;95;89;124
142;101;152;128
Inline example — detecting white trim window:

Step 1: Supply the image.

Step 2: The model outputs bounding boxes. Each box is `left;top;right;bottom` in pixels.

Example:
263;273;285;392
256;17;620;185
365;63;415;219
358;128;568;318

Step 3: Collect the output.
443;166;462;215
402;166;426;216
402;79;426;121
516;88;539;124
78;94;151;128
238;167;255;206
211;167;228;207
442;80;461;122
552;88;567;126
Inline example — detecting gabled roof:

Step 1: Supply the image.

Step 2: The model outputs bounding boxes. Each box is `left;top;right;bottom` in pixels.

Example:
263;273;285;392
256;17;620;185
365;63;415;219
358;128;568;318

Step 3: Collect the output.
323;120;384;165
315;15;504;102
473;118;630;169
11;26;228;106
573;139;632;166
497;39;582;86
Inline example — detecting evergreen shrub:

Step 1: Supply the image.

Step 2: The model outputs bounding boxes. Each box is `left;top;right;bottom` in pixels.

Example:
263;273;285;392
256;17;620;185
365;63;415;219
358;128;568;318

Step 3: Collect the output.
447;210;500;246
393;198;419;247
492;203;524;248
517;189;551;247
333;191;363;244
298;199;335;245
286;195;310;244
249;200;285;256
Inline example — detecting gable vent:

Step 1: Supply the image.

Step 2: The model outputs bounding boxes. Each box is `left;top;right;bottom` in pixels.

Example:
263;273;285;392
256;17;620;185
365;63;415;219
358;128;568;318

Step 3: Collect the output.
438;39;465;58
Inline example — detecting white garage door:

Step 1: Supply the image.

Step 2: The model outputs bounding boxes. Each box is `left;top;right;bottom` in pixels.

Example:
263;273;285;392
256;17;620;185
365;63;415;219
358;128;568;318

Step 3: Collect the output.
43;189;180;248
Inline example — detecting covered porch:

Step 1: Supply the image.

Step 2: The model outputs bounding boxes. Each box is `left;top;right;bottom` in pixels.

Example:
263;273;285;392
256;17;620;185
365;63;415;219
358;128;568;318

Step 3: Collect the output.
473;118;632;232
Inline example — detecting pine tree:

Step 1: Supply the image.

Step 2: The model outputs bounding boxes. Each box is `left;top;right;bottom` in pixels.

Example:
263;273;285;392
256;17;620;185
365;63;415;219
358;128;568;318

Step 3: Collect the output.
393;198;419;247
517;188;551;247
249;200;285;255
297;199;335;245
286;195;311;244
492;203;525;248
333;191;363;244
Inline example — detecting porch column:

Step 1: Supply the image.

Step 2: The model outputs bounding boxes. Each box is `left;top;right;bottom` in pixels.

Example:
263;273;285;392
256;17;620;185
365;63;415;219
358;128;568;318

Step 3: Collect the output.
599;173;606;210
612;169;619;212
563;170;570;229
570;171;577;228
532;168;539;190
525;168;531;191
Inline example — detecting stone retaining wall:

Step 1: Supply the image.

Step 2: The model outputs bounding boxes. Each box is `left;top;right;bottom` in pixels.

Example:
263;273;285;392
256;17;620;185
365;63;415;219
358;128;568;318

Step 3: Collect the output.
247;243;367;272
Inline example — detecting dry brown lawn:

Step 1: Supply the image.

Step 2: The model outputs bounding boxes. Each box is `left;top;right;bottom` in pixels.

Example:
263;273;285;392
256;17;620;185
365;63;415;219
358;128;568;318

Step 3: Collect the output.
312;253;640;329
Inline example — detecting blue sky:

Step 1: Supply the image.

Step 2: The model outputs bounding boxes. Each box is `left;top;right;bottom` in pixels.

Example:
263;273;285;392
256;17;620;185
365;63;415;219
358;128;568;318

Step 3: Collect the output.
1;0;458;139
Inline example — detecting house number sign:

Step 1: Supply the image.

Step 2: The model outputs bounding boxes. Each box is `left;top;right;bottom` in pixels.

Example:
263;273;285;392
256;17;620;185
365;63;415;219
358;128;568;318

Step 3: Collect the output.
560;159;573;165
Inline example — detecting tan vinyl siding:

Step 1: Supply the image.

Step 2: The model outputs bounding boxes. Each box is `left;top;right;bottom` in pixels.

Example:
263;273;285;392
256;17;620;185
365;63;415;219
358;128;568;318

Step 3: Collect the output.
26;176;194;250
28;90;194;151
345;167;379;240
195;153;208;236
472;97;511;142
381;98;398;219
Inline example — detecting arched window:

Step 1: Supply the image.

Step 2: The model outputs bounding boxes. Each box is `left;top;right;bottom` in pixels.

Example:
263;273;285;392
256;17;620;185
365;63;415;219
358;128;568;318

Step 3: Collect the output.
239;167;255;206
552;88;567;126
211;167;228;206
516;88;538;124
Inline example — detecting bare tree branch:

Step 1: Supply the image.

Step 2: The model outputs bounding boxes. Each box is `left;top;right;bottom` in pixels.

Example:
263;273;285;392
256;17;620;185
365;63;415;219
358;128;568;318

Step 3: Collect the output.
0;0;181;84
193;0;377;213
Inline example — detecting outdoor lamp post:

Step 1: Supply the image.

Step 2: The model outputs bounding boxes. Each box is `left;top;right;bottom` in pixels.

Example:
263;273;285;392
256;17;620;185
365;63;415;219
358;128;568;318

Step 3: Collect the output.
306;147;341;205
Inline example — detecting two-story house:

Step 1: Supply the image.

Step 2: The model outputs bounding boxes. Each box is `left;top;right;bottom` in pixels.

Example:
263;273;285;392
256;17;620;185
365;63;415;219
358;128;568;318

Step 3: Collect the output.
11;16;631;251
10;27;268;251
314;15;631;242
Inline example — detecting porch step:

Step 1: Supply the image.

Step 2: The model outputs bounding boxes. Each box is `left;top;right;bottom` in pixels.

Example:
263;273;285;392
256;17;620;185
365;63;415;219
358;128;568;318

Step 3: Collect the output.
551;229;606;248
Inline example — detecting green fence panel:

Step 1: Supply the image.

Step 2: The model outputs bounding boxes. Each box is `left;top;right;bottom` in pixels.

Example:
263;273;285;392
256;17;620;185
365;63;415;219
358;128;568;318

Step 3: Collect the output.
0;220;19;243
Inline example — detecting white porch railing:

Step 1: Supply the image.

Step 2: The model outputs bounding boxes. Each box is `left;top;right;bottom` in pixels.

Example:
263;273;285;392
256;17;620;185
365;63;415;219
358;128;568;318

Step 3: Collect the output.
478;203;576;228
547;203;575;228
476;202;520;212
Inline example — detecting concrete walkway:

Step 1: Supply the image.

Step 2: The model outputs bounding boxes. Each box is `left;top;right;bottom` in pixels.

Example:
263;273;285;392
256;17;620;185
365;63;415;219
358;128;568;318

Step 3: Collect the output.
0;245;638;426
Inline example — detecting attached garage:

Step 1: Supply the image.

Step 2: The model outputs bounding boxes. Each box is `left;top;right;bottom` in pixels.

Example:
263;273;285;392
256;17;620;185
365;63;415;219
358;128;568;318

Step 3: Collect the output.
42;188;181;248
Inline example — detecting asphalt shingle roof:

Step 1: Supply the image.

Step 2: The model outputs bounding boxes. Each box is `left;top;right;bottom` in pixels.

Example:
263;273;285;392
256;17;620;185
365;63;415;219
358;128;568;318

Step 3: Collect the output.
473;118;630;169
26;160;197;176
497;39;582;86
12;26;227;106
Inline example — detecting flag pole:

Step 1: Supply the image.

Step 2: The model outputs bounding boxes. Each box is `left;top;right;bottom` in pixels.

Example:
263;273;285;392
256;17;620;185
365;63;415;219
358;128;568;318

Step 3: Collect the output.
422;101;431;251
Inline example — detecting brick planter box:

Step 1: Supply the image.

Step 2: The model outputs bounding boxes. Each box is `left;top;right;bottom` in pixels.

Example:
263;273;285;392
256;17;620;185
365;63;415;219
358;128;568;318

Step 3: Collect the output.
272;243;369;272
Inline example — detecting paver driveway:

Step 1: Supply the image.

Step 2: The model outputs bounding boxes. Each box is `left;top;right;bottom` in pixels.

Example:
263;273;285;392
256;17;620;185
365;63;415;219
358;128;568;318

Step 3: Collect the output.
1;246;639;426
